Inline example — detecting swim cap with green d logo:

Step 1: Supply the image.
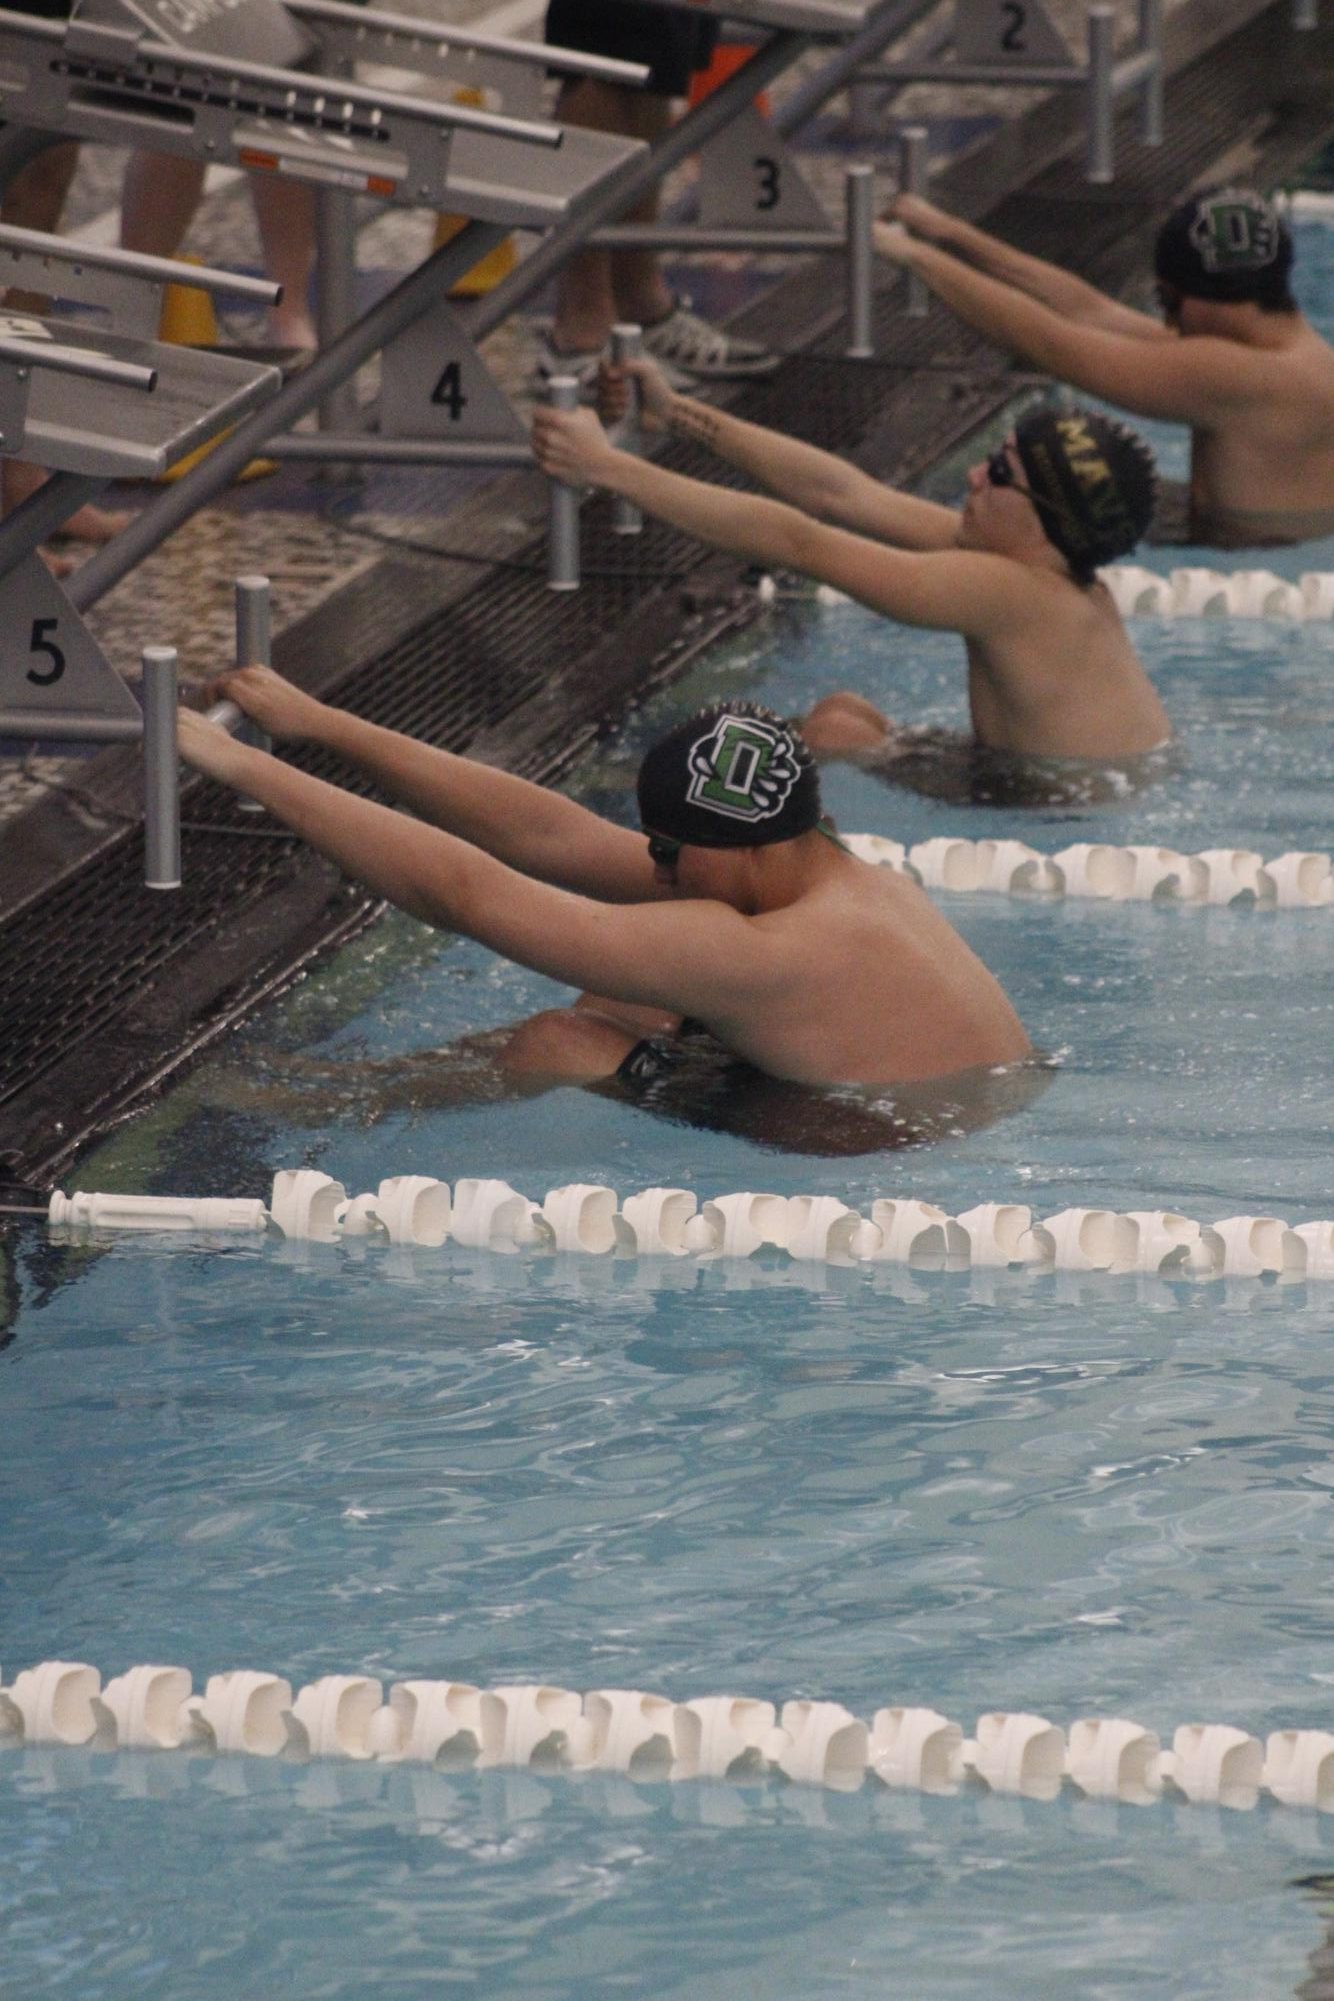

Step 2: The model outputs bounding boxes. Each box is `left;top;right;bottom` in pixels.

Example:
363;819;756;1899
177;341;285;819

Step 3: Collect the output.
638;701;822;848
1190;191;1281;274
686;711;802;823
1155;186;1293;305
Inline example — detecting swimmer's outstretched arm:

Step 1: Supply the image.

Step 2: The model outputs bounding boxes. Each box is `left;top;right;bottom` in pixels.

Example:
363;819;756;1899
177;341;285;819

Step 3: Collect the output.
196;667;652;903
178;713;781;1020
891;194;1169;341
873;223;1264;426
604;357;958;550
533;405;1025;638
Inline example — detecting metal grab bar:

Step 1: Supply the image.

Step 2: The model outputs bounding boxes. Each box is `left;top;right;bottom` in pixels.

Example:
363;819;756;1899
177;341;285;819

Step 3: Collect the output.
0;333;156;391
108;32;566;149
288;0;651;86
0;223;280;307
0;5;564;147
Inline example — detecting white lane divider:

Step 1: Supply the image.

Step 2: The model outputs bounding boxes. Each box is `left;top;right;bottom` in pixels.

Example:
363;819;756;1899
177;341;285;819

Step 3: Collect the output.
1101;565;1334;620
840;834;1334;907
40;1179;1334;1283
3;1659;1331;1812
769;567;1334;621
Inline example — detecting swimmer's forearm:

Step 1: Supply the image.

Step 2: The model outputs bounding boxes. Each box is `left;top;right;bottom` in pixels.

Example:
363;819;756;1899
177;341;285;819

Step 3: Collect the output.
267;707;615;882
921;213;1115;323
595;450;834;570
663;395;956;548
195;736;496;927
896;241;1099;377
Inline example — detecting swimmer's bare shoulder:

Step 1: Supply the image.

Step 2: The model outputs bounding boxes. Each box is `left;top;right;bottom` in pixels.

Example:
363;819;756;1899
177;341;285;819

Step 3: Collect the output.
713;851;1030;1087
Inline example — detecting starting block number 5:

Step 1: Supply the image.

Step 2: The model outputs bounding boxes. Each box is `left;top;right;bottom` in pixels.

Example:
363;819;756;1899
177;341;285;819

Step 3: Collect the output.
27;617;64;685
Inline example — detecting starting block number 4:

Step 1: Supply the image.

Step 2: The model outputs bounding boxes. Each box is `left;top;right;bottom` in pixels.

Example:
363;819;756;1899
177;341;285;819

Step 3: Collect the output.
954;0;1072;63
380;302;526;444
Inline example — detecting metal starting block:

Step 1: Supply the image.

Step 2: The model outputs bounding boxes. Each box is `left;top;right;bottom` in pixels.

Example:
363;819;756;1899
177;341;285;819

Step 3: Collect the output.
0;234;281;876
0;0;569;210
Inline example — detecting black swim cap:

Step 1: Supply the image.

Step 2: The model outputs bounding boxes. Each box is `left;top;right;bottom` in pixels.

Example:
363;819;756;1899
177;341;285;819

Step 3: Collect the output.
1013;407;1157;580
637;702;822;848
1154;187;1294;306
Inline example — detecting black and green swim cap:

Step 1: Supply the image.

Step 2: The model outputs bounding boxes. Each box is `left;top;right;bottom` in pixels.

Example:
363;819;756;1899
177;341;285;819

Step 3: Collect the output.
637;702;822;848
1013;407;1158;581
1154;187;1294;306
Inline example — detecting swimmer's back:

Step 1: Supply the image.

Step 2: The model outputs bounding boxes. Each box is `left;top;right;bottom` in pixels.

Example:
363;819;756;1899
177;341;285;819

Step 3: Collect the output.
966;568;1171;760
1190;320;1334;519
697;847;1029;1087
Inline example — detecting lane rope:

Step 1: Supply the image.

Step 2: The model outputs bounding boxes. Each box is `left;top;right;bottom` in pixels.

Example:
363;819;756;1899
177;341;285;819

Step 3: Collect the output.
2;1658;1330;1812
41;1180;1334;1280
842;834;1333;906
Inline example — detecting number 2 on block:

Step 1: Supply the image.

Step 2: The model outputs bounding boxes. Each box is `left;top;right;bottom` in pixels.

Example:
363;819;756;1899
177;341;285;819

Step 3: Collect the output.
1001;2;1027;51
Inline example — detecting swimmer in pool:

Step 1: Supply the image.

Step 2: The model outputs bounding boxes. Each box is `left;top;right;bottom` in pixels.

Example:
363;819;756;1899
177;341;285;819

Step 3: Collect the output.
874;185;1334;550
179;687;1039;1151
536;367;1168;805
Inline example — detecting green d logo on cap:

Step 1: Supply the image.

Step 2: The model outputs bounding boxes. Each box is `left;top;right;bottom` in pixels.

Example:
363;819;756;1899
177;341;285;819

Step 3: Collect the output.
686;712;802;824
1189;193;1280;274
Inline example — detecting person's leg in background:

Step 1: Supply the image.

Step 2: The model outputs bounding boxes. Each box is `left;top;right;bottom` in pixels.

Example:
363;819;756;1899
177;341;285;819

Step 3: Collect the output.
2;140;132;548
122;152;316;348
540;0;776;387
251;174;317;350
546;76;674;364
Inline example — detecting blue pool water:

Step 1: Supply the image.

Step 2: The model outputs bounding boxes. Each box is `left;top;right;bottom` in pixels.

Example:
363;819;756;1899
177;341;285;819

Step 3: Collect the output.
4;226;1334;2000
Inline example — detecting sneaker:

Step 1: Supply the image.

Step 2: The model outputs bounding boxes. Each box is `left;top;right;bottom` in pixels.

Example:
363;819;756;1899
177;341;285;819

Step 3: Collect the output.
532;334;602;399
641;299;779;381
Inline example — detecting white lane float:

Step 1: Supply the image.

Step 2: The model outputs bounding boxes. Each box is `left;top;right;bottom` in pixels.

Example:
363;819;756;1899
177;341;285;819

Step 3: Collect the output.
3;1658;1330;1817
1099;562;1334;621
37;1178;1334;1289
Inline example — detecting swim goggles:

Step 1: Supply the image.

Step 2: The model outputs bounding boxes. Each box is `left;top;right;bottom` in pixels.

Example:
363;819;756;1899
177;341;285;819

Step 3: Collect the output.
985;446;1081;539
645;831;682;867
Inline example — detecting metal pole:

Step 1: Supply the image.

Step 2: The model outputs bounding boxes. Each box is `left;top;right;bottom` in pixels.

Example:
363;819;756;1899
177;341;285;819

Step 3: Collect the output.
234;574;272;803
235;573;272;668
264;435;534;464
844;164;875;359
774;0;938;140
847;78;882;143
142;646;180;892
546;377;580;591
315;187;361;434
1138;0;1164;146
1087;7;1117;184
65;220;507;612
609;324;642;537
900;126;930;318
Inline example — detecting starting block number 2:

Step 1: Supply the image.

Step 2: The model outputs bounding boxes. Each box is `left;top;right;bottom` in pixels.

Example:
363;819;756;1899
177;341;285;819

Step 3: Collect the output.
955;0;1071;63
